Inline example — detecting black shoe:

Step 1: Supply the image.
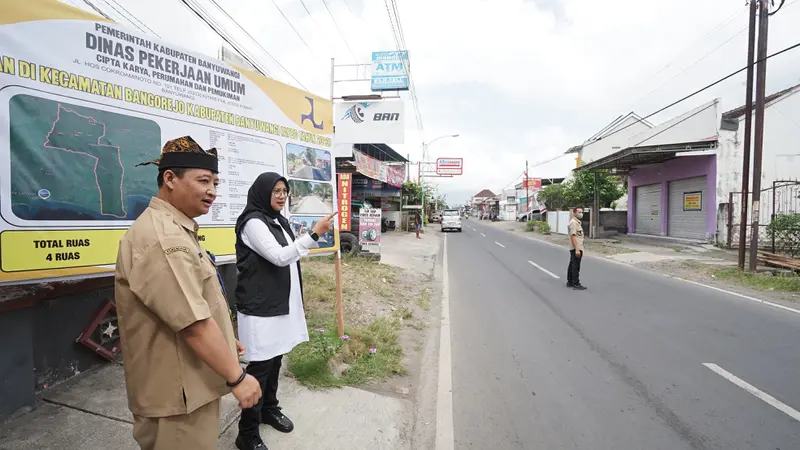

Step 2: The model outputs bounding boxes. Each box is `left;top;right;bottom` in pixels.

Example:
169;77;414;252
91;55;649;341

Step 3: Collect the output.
262;408;294;433
566;282;575;288
235;434;268;450
572;284;587;290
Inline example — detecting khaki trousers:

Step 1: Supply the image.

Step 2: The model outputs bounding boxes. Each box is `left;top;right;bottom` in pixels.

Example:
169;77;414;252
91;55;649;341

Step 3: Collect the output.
132;399;220;450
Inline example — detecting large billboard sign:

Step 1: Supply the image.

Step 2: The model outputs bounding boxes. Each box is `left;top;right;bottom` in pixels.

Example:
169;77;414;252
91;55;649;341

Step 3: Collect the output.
335;100;405;144
436;158;463;176
371;51;409;91
0;1;336;284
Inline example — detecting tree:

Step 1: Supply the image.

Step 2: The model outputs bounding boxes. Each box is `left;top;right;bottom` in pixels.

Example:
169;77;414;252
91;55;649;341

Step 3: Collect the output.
565;170;625;208
538;184;569;210
536;171;624;210
289;180;312;197
312;182;333;200
403;180;434;205
435;194;448;210
304;147;317;165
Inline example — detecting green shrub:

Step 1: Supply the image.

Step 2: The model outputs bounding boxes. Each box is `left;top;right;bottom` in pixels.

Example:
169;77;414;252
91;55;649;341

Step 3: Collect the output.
526;220;551;233
767;213;800;257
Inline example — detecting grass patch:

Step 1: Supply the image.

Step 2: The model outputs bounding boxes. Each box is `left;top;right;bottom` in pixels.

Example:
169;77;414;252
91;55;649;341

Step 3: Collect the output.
713;268;800;292
409;321;426;331
287;313;406;388
286;254;428;388
416;287;431;311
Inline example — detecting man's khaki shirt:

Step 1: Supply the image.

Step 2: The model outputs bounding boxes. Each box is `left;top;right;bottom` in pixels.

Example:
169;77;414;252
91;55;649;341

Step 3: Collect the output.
115;197;237;418
568;217;584;252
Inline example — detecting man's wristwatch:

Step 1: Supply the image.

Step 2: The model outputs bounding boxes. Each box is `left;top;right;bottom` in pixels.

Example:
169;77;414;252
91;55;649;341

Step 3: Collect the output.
309;232;319;242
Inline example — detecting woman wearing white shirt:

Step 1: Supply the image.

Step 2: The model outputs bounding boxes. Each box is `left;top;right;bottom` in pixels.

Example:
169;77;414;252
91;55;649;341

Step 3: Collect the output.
233;172;335;450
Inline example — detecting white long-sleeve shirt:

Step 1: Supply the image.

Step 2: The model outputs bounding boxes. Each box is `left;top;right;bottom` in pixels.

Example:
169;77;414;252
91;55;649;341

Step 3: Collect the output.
236;217;318;362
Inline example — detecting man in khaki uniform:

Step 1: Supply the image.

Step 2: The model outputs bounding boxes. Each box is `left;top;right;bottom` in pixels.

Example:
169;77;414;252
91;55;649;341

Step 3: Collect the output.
115;136;262;450
566;207;587;290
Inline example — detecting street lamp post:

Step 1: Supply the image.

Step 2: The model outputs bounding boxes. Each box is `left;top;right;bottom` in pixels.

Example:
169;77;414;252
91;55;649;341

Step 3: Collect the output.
421;134;459;224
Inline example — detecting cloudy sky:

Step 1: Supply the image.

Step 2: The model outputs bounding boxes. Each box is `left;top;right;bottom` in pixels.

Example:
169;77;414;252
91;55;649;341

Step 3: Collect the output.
65;0;800;204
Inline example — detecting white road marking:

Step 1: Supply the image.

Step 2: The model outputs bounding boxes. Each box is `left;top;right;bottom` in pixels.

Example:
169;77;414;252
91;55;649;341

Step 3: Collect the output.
528;260;560;279
480;233;486;237
436;235;455;450
703;363;800;423
495;242;505;248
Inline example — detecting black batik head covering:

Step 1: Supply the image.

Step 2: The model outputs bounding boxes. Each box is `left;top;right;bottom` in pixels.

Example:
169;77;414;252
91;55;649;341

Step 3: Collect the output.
235;172;294;241
136;135;219;173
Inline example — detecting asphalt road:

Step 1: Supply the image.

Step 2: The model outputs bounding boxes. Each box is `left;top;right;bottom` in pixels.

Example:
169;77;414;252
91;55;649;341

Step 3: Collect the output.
446;219;800;450
291;195;333;214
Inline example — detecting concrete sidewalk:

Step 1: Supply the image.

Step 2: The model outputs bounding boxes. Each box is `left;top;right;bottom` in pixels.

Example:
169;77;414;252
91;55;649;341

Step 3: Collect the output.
0;232;443;450
0;364;411;450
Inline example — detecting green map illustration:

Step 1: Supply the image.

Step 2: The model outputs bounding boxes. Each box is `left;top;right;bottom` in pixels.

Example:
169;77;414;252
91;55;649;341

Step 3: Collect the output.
9;94;161;221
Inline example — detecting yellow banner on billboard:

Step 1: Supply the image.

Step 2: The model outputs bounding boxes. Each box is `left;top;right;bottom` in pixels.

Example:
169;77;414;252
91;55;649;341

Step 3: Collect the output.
0;0;338;284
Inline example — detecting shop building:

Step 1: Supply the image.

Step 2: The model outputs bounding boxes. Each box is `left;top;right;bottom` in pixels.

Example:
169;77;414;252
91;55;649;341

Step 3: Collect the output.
573;83;800;244
335;143;407;230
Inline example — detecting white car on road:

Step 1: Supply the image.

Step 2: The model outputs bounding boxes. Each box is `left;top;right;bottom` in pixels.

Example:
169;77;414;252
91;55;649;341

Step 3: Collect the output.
441;209;462;232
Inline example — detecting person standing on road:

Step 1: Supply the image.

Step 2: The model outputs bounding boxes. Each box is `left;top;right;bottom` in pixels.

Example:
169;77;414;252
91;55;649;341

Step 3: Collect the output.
115;136;262;450
566;207;587;290
233;172;336;450
415;211;422;239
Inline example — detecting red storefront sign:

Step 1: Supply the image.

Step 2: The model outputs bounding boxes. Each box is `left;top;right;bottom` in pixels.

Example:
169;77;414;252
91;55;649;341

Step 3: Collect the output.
522;177;542;190
337;173;352;231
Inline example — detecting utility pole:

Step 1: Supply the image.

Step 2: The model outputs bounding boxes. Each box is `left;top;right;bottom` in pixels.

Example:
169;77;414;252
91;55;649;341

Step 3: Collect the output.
525;160;530;217
748;0;770;271
420;142;427;224
738;0;758;269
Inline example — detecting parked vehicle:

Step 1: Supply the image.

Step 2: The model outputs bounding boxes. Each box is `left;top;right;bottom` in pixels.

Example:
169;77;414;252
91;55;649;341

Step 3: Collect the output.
431;211;443;223
517;210;544;222
441;209;462;232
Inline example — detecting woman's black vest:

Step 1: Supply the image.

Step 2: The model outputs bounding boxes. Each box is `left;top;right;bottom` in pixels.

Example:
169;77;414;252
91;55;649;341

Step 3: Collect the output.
234;214;303;317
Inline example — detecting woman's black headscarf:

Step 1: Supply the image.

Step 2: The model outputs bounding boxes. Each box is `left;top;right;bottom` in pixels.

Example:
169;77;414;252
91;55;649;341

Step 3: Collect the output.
235;172;294;241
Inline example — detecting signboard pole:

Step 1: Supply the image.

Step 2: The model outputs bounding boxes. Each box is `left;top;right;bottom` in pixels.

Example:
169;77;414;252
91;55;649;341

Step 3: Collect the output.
331;57;345;337
525;160;530;216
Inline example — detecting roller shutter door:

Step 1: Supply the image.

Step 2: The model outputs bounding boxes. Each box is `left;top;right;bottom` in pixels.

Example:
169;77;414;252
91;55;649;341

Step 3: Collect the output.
668;176;707;240
635;183;662;235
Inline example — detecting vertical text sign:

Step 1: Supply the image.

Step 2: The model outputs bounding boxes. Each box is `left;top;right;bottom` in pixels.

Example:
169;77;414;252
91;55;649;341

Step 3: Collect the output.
338;173;352;231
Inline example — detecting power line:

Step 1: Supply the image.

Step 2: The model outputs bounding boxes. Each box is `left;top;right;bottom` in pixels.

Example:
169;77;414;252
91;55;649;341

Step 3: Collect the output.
527;152;573;171
384;0;425;139
81;0;112;19
269;0;317;58
206;0;306;84
631;25;748;107
630;101;717;148
583;39;800;149
321;0;358;62
647;6;747;82
342;0;355;14
103;0;161;37
298;0;319;26
177;0;274;79
392;0;424;136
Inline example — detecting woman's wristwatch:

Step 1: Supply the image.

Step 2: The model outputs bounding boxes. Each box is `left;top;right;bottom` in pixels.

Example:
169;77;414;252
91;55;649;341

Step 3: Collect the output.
309;232;319;241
